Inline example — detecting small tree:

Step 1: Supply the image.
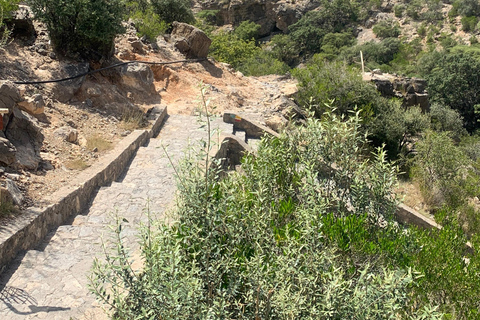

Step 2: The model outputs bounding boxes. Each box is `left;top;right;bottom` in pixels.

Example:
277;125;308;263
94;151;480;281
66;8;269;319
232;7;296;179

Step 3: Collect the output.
150;0;194;26
373;19;401;39
28;0;125;59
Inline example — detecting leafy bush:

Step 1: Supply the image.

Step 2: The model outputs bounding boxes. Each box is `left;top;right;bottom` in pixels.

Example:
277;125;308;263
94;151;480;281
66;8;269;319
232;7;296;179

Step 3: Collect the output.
430;103;467;139
368;103;431;158
233;20;261;41
412;130;474;210
372;19;401;39
268;34;299;66
341;37;401;67
91;108;445;319
196;9;219;26
237;51;289;76
394;4;405;17
289;0;357;55
28;0;125;59
422;0;443;22
320;32;356;55
0;0;19;46
210;32;260;69
150;0;194;26
461;15;478;31
293;57;380;116
419;50;480;131
123;0;148;14
131;8;167;42
417;23;427;37
457;0;480;16
406;0;422;19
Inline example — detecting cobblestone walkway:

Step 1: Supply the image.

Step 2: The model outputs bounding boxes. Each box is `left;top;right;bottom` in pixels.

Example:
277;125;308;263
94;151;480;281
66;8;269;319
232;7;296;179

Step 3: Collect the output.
0;114;231;319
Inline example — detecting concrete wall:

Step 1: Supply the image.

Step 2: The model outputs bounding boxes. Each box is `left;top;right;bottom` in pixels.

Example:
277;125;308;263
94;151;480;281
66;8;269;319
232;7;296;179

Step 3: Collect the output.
0;106;167;271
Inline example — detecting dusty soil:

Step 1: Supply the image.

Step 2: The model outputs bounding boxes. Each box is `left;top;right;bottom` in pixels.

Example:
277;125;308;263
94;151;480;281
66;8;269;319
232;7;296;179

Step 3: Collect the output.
0;21;297;211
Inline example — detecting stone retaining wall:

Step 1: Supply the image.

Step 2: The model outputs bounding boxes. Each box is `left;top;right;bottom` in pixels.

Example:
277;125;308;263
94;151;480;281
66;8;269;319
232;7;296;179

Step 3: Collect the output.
0;106;167;271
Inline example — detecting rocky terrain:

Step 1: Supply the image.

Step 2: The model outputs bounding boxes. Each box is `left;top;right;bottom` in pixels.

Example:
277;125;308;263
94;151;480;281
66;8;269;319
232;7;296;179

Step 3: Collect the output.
0;8;298;218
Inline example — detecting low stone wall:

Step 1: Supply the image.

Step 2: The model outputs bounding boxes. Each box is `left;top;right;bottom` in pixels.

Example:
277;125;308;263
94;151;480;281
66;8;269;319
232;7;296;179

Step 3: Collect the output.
211;134;252;171
0;106;167;271
223;111;279;141
395;203;441;230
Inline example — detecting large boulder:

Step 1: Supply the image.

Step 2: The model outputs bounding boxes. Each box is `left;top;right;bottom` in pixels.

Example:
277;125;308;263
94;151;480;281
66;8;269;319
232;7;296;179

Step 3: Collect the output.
120;63;156;94
49;63;90;102
171;22;212;59
5;107;44;170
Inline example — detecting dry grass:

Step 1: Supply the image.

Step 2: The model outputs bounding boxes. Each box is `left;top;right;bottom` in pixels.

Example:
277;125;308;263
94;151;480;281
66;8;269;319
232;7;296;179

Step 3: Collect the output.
86;134;113;152
0;200;17;219
119;108;146;131
65;158;90;170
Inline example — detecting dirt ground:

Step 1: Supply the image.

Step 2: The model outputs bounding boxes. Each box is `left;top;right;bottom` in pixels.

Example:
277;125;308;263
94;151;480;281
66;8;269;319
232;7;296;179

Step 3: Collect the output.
0;22;297;210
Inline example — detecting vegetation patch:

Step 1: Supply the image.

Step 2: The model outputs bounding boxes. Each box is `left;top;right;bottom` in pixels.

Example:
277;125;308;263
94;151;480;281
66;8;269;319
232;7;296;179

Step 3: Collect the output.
86;134;113;153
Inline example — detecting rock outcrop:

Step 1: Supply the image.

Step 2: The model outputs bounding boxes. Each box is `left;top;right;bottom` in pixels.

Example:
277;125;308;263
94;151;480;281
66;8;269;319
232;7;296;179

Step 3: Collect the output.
365;73;430;112
5;107;44;170
171;22;212;58
196;0;321;37
17;94;45;115
0;81;44;170
4;5;37;45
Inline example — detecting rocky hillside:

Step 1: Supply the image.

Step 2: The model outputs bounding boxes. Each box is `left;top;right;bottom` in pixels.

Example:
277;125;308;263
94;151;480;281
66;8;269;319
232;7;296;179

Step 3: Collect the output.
193;0;321;36
0;8;297;215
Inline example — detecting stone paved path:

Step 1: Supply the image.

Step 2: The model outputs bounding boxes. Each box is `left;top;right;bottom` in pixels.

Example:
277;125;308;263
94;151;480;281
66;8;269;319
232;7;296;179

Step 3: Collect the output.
0;114;232;319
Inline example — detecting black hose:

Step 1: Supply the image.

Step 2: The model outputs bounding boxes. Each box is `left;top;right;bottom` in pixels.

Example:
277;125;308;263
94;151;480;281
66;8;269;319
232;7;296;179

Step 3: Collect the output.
12;58;208;85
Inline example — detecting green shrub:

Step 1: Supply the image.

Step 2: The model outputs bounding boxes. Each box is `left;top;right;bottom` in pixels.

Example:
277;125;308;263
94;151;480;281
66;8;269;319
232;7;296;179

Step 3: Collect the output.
0;0;19;46
237;51;289;76
28;0;125;59
289;0;357;55
406;0;422;20
368;103;431;158
131;8;167;42
457;0;480;16
123;0;148;15
91;108;445;319
233;20;261;41
150;0;194;26
268;34;299;66
210;32;260;68
412;130;474;210
417;23;427;37
461;15;478;31
440;33;458;49
293;57;380;116
422;0;443;22
419;50;480;131
394;4;405;18
196;9;219;26
430;103;467;139
341;37;401;66
373;19;401;39
320;32;356;55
